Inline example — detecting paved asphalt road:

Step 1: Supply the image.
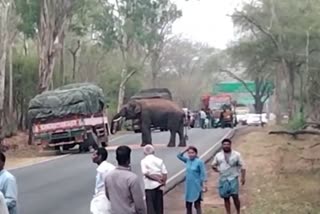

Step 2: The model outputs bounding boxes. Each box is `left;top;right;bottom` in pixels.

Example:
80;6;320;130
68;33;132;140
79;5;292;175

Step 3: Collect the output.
12;128;231;214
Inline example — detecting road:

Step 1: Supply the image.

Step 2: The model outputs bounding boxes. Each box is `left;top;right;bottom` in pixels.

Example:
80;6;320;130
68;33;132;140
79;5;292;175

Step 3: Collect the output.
12;128;231;214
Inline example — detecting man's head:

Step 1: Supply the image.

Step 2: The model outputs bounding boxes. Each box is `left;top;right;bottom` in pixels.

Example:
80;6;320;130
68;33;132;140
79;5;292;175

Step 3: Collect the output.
143;145;155;156
92;147;108;165
116;145;131;167
0;152;6;171
222;138;232;153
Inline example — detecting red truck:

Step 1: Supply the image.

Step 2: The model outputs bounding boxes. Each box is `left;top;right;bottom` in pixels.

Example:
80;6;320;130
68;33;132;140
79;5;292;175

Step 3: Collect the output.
28;83;109;153
201;93;237;128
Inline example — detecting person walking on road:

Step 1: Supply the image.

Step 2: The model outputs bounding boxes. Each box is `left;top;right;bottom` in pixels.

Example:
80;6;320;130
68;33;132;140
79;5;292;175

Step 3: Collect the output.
177;146;207;214
211;138;246;214
105;145;146;214
141;145;167;214
90;148;115;214
199;109;206;129
0;152;18;214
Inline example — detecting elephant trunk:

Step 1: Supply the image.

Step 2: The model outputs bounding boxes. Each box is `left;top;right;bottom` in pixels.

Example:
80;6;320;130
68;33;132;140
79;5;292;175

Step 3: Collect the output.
111;113;123;134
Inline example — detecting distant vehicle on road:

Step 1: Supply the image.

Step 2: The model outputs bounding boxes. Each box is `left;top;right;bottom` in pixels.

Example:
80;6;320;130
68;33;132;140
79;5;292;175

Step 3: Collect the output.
246;113;268;126
28;83;110;153
235;104;250;125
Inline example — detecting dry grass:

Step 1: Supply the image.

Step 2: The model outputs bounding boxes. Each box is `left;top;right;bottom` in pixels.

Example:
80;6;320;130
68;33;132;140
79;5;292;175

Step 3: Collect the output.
205;127;320;214
3;132;61;169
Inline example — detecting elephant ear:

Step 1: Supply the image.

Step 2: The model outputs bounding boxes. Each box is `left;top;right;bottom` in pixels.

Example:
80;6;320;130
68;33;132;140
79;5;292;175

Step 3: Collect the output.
132;101;142;114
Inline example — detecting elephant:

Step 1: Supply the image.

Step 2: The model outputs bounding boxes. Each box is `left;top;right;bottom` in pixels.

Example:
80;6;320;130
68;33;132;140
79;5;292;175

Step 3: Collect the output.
110;99;187;147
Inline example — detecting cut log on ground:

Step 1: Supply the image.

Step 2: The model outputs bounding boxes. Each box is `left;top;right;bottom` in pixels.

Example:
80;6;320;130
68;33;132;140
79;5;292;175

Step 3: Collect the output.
269;130;320;139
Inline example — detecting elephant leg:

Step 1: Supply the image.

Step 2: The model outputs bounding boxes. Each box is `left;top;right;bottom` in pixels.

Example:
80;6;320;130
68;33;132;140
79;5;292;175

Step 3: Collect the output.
178;124;186;147
141;122;152;146
167;129;176;147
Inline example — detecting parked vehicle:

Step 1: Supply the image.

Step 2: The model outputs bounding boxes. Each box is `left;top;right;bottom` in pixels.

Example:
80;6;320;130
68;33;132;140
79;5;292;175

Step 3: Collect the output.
28;83;109;153
246;113;268;126
235;104;250;125
201;93;237;128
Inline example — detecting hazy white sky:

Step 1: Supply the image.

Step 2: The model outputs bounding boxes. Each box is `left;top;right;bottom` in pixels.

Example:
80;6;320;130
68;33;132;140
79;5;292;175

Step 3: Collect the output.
172;0;244;49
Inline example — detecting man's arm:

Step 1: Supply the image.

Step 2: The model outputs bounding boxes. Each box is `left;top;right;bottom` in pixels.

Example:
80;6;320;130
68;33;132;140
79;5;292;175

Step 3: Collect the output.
130;176;147;214
3;177;17;209
238;154;246;185
141;160;162;182
104;179;110;200
161;160;168;185
211;154;219;173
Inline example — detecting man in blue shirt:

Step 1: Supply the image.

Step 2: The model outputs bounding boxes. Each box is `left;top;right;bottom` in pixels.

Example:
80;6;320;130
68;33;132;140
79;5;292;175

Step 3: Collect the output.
0;152;17;214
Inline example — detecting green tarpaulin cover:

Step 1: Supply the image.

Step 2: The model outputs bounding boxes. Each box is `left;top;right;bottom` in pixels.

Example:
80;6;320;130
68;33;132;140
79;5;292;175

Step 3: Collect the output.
28;83;106;121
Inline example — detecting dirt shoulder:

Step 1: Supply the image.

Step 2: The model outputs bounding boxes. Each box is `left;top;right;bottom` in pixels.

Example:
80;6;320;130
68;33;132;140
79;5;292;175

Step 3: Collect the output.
165;126;320;214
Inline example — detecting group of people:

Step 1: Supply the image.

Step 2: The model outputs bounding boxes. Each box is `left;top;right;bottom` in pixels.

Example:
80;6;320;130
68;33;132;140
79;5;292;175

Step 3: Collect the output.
90;138;246;214
0;137;245;214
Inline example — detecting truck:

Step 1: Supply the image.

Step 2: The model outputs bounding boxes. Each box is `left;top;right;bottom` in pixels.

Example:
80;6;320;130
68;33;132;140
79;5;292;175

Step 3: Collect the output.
201;93;237;128
128;88;173;133
28;83;110;153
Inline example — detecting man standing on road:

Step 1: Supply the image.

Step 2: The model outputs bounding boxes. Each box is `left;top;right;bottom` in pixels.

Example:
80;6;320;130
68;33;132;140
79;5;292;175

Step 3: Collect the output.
141;145;167;214
0;152;18;214
105;145;146;214
199;109;206;129
90;148;115;214
211;139;246;214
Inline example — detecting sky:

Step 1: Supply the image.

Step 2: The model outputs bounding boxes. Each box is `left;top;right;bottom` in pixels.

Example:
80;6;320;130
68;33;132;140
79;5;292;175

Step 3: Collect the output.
172;0;245;49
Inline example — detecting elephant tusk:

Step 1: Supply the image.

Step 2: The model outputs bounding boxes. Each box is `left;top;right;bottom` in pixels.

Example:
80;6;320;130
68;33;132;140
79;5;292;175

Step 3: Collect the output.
113;116;123;122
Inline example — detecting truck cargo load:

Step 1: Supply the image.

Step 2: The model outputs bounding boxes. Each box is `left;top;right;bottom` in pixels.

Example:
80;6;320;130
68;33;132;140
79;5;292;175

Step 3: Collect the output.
28;83;106;121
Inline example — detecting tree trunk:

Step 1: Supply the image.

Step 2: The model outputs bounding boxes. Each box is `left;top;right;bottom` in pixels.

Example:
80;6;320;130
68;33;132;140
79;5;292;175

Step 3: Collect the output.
69;40;80;82
0;2;10;124
38;0;70;93
151;52;159;88
117;81;126;112
8;44;13;115
254;96;264;114
59;32;65;86
275;64;282;125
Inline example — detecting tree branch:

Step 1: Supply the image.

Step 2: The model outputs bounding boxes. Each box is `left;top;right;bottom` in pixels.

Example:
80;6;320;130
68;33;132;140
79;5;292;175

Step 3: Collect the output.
219;68;255;98
233;11;279;49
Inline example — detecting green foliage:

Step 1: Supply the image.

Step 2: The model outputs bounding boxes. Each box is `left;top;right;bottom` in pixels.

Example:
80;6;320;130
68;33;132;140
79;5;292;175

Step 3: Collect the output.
15;0;40;38
287;113;306;131
12;52;38;106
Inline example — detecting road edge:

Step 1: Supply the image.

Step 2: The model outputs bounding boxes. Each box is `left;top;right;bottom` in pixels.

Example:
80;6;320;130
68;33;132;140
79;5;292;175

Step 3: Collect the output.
164;128;237;194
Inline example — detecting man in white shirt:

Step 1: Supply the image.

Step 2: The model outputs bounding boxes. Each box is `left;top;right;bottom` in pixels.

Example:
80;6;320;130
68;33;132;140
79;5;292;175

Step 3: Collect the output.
0;191;9;214
199;109;207;129
212;138;246;214
90;148;115;214
141;145;168;214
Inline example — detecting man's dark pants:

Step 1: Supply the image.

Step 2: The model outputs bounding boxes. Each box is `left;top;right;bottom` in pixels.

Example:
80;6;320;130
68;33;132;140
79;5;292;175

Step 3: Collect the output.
145;187;163;214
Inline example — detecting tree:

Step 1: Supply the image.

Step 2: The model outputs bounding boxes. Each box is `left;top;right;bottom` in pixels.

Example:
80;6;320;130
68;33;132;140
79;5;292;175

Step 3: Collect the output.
231;0;320;121
38;0;74;93
144;0;182;87
0;0;17;129
93;0;172;111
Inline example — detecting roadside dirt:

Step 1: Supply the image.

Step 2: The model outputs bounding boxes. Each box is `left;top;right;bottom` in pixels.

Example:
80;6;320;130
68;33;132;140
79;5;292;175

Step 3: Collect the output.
164;126;320;214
